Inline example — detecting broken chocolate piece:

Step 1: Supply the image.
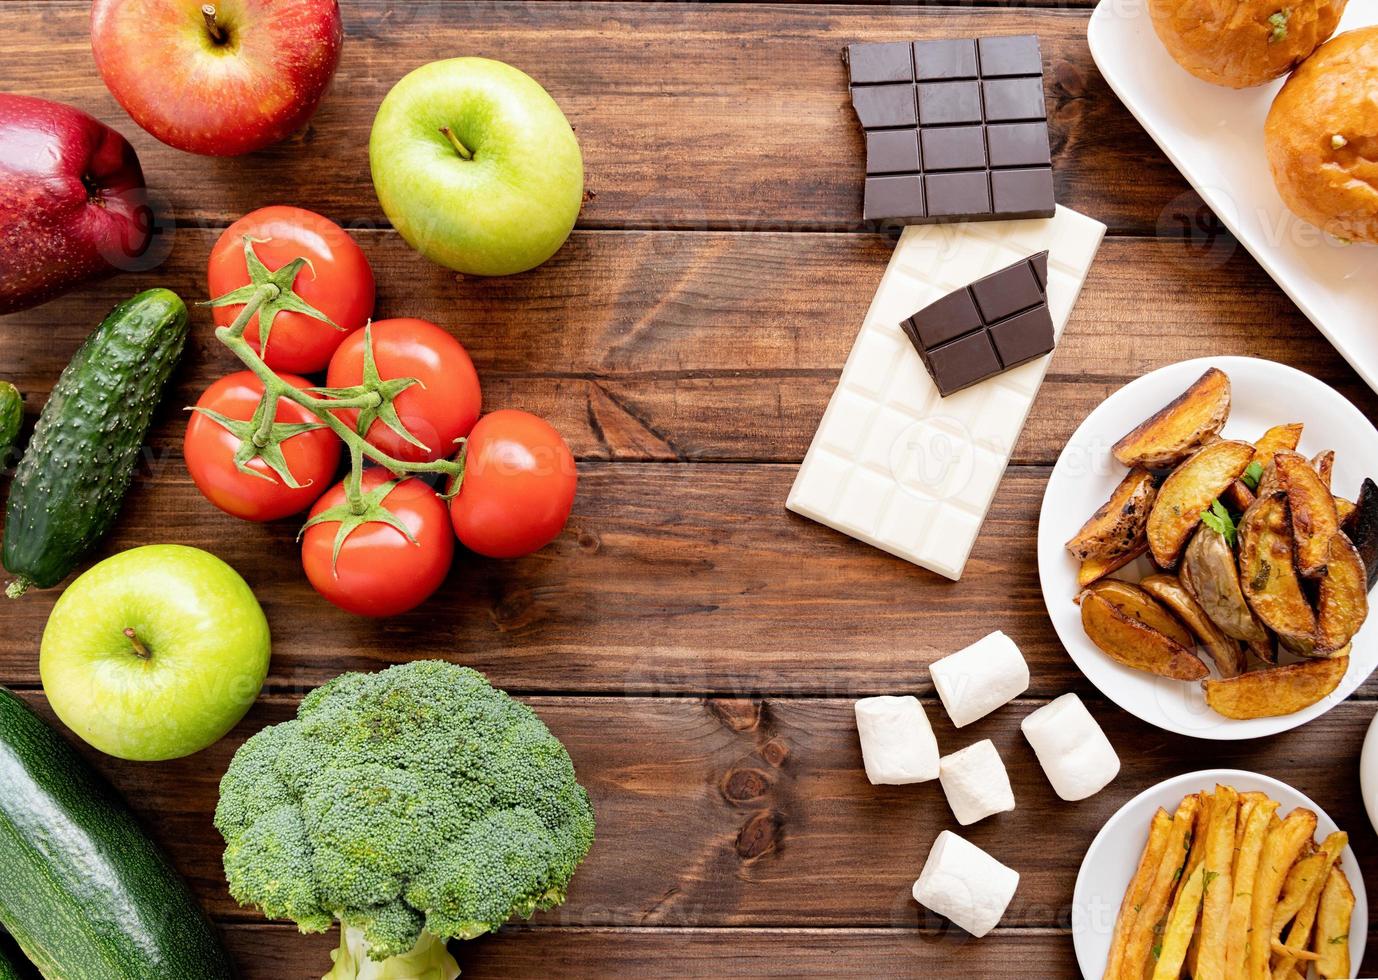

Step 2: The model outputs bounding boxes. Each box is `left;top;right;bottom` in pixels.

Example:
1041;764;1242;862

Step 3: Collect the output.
900;251;1054;396
845;35;1056;226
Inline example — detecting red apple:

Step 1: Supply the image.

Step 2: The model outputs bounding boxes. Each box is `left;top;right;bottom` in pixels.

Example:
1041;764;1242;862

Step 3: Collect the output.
0;94;154;316
90;0;343;156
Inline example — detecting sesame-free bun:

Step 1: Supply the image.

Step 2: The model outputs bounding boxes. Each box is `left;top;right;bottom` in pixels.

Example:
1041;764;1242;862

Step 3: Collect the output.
1266;27;1378;243
1149;0;1347;88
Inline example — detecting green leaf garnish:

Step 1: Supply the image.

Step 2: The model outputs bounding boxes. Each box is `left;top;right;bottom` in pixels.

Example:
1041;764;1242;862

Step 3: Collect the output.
1242;460;1264;491
1201;499;1237;547
1330;933;1348;944
1268;8;1290;43
1203;870;1219;889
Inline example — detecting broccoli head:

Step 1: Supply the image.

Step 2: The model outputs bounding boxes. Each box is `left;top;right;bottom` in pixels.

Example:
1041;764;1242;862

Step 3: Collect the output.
214;661;595;979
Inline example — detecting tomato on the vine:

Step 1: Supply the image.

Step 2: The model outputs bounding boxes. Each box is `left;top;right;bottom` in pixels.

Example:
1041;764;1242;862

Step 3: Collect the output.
208;206;374;373
301;468;454;617
450;410;577;559
325;317;481;464
184;371;342;522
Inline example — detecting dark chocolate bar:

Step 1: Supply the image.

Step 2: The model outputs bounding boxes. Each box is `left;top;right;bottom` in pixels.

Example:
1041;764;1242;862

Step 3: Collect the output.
845;36;1056;227
900;250;1054;396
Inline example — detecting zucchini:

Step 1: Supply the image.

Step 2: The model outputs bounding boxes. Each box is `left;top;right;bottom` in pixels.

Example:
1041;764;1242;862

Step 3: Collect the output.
0;382;20;461
0;686;234;979
3;289;187;596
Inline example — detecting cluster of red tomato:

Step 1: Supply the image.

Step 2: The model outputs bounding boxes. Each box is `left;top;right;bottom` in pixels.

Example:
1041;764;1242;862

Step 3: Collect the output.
182;206;577;617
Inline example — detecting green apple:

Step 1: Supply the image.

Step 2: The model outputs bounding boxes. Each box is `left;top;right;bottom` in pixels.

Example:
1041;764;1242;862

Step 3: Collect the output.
40;545;271;762
369;57;583;277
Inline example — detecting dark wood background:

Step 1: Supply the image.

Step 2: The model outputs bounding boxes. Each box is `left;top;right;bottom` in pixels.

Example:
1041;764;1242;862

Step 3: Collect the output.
2;1;1375;976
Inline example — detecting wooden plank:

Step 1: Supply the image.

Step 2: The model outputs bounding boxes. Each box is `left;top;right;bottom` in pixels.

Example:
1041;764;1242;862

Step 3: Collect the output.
13;691;1377;943
0;1;1190;235
2;230;1368;467
222;925;1085;979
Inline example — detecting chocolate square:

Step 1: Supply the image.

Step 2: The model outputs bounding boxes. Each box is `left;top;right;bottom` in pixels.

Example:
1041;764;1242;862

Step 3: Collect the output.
920;126;987;171
913;39;978;80
852;83;917;128
847;42;915;84
991;168;1055;217
977;35;1043;77
864;175;925;223
867;130;921;174
981;77;1046;122
899;250;1055;395
924;172;991;217
986;122;1052;167
918;80;983;125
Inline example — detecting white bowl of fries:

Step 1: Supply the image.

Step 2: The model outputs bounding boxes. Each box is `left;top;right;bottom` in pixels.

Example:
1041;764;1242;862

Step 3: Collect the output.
1073;769;1365;979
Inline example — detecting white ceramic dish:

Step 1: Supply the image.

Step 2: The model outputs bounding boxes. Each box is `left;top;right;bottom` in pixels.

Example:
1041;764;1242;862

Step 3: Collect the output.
1361;708;1378;837
1087;0;1378;395
1038;356;1378;739
1073;769;1368;979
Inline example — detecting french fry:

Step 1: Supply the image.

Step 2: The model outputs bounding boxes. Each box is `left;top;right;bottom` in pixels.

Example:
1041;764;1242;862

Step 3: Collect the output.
1271;939;1319;961
1226;798;1279;979
1122;795;1201;978
1272;851;1327;933
1248;808;1317;980
1313;866;1354;979
1194;785;1238;980
1181;790;1212;979
1104;808;1172;980
1152;862;1207;980
1273;832;1347;978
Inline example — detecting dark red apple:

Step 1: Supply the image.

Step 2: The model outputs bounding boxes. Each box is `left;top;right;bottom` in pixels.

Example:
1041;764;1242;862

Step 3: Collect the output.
0;94;154;316
90;0;343;157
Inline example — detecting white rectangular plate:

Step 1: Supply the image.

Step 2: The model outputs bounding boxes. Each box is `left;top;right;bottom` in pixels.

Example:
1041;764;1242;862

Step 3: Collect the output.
1088;0;1378;392
787;205;1104;580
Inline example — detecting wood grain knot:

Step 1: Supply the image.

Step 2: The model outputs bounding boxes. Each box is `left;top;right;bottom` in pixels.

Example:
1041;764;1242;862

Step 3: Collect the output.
490;589;534;630
705;698;762;733
759;737;790;769
735;810;783;860
577;530;601;553
720;767;771;804
1052;60;1088;100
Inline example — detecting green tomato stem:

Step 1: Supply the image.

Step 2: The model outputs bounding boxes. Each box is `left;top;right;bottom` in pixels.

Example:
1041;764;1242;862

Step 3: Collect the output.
214;284;464;494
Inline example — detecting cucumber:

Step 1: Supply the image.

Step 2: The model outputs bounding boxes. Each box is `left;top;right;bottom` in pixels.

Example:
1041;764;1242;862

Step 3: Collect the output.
0;942;23;980
0;382;20;461
2;289;187;596
0;687;234;979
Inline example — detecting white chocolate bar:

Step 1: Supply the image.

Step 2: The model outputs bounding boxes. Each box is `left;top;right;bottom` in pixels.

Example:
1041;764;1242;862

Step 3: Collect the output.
929;630;1030;728
853;695;940;785
1021;693;1120;801
786;205;1105;579
912;830;1020;938
938;738;1015;826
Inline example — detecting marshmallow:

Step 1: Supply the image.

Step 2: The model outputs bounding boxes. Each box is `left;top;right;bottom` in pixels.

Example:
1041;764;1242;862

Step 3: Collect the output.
913;830;1020;938
1021;693;1120;801
929;631;1029;728
853;695;940;785
938;739;1015;825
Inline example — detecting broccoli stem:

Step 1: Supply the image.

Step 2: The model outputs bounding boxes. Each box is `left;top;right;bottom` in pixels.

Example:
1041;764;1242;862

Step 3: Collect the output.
324;925;460;980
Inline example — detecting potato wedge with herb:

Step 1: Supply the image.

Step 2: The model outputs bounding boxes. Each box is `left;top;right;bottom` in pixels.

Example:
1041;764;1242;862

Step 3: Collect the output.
1066;468;1158;561
1112;367;1231;469
1140;574;1243;677
1080;588;1208;680
1084;579;1195;649
1203;656;1348;719
1253;422;1305;467
1314;867;1354;979
1078;538;1148;588
1147;440;1255;568
1182;525;1270;644
1312;450;1335;491
1238;493;1317;648
1315;532;1368;655
1273;451;1341;578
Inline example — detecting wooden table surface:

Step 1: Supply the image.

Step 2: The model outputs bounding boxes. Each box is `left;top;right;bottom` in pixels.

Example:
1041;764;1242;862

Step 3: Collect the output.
3;1;1376;977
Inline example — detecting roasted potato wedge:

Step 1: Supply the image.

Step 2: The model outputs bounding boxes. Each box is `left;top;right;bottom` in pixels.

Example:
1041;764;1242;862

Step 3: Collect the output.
1146;440;1254;568
1223;479;1256;512
1273;452;1341;578
1315;532;1368;655
1182;524;1269;644
1113;367;1231;469
1140;574;1244;678
1343;477;1378;590
1084;579;1195;649
1080;588;1208;680
1066;468;1158;561
1203;656;1348;719
1312;450;1335;491
1252;422;1305;467
1078;538;1148;588
1335;496;1355;524
1238;493;1317;649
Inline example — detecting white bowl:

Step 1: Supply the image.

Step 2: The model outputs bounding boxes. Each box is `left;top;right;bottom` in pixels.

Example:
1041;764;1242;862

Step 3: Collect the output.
1038;356;1378;739
1073;769;1367;979
1360;708;1378;836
